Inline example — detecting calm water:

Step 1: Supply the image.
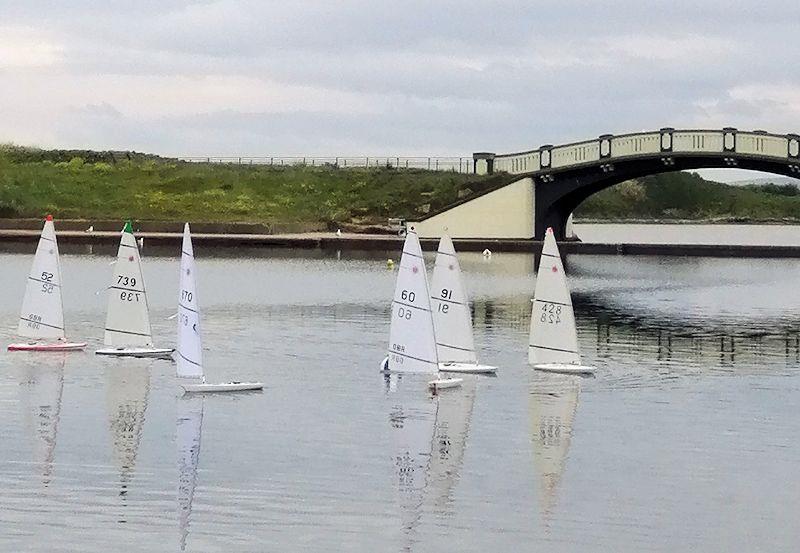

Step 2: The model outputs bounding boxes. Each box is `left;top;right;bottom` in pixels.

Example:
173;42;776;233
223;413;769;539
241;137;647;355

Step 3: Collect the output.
2;227;800;552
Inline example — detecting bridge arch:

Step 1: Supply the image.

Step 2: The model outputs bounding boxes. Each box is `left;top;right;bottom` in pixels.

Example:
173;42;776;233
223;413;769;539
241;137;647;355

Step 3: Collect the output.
481;128;800;240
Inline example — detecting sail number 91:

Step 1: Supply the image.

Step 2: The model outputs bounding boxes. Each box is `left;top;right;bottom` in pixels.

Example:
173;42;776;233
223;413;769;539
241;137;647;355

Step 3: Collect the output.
540;303;562;324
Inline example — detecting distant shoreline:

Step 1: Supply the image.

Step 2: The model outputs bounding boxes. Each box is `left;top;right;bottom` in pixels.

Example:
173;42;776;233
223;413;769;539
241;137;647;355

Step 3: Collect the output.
573;217;800;225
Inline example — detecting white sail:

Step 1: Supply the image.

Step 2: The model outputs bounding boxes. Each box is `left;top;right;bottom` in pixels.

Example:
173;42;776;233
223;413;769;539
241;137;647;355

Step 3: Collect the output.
17;216;65;340
528;228;581;365
104;222;153;347
177;395;204;551
387;229;438;373
177;224;203;380
430;235;477;364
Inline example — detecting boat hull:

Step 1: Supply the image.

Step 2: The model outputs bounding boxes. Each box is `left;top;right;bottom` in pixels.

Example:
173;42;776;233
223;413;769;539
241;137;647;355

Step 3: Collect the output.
96;347;174;358
533;363;595;376
8;341;87;352
439;362;497;374
182;382;263;393
428;377;463;392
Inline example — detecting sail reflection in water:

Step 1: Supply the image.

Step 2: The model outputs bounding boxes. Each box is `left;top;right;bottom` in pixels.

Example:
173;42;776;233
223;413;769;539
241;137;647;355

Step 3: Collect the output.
386;374;477;545
17;355;66;485
530;373;581;522
177;395;204;551
105;364;151;509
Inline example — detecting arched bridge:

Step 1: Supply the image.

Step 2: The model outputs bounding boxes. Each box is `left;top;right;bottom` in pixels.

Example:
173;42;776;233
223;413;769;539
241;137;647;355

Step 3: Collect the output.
467;128;800;240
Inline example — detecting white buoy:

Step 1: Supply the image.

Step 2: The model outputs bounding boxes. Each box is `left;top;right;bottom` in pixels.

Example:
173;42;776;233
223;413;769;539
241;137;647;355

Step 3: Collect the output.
482;248;492;257
86;225;94;232
138;237;144;249
336;228;342;236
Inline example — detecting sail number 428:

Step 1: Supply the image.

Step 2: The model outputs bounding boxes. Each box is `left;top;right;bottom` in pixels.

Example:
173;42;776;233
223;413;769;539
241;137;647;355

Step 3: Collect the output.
540;303;562;324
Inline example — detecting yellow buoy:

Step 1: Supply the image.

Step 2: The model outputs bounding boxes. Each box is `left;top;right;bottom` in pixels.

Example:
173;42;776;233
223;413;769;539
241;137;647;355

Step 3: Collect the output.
386;259;395;269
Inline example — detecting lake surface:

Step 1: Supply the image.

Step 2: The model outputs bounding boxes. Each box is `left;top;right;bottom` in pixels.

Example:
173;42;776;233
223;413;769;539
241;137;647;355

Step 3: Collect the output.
2;229;800;552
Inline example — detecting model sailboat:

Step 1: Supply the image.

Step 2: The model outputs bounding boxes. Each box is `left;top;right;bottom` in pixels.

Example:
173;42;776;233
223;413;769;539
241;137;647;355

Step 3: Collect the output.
97;222;173;357
380;228;462;392
8;215;87;352
431;235;497;375
528;228;595;375
177;224;263;393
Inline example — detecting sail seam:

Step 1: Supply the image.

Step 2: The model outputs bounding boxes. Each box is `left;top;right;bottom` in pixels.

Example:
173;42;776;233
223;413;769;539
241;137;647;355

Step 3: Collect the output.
401;251;424;259
108;285;146;293
437;342;475;353
181;250;194;257
392;299;430;312
533;299;571;307
435;250;458;257
28;276;61;287
19;317;63;330
119;243;138;249
529;344;579;354
177;351;202;367
432;297;464;306
178;302;198;313
540;252;559;258
39;236;56;243
386;350;437;364
105;327;151;337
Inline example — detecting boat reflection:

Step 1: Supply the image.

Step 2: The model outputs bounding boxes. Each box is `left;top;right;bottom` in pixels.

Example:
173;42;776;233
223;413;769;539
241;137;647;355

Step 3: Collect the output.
17;354;66;485
530;372;581;525
105;363;151;518
177;395;204;551
386;374;477;549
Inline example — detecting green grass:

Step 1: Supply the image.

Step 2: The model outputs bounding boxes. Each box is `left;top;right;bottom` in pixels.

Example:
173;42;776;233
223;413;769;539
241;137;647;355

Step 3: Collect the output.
0;145;495;225
575;172;800;222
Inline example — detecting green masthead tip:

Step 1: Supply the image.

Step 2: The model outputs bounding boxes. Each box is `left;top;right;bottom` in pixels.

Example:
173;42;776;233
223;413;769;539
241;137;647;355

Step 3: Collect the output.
123;220;133;233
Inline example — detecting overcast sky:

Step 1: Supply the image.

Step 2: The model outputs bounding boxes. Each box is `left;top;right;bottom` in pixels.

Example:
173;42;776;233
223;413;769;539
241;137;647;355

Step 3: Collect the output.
1;0;799;174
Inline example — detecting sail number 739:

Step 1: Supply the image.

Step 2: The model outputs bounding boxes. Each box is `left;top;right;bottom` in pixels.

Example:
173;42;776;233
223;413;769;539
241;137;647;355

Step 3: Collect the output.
540;302;562;324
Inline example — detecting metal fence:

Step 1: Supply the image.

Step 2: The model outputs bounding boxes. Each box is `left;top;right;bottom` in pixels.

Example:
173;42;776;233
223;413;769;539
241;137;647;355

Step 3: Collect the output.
178;156;474;173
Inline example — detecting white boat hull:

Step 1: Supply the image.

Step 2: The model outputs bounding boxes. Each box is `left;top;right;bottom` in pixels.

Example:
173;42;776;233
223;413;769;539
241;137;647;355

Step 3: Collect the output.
428;377;463;392
96;347;174;358
438;362;497;375
533;363;596;376
182;381;263;393
8;341;87;352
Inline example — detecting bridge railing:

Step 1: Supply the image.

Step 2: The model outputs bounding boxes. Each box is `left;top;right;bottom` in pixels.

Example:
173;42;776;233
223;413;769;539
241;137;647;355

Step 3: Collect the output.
178;156;474;173
486;128;800;176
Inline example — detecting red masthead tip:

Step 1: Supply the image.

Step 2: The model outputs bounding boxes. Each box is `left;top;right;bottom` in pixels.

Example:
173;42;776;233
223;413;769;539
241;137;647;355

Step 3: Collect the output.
45;214;53;221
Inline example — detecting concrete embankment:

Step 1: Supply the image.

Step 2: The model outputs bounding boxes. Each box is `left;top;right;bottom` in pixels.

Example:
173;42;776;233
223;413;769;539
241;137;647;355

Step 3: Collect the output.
2;228;800;257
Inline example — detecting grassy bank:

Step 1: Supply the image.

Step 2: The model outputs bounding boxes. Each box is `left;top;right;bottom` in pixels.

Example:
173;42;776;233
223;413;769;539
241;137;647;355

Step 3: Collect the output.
575;172;800;221
0;145;499;227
